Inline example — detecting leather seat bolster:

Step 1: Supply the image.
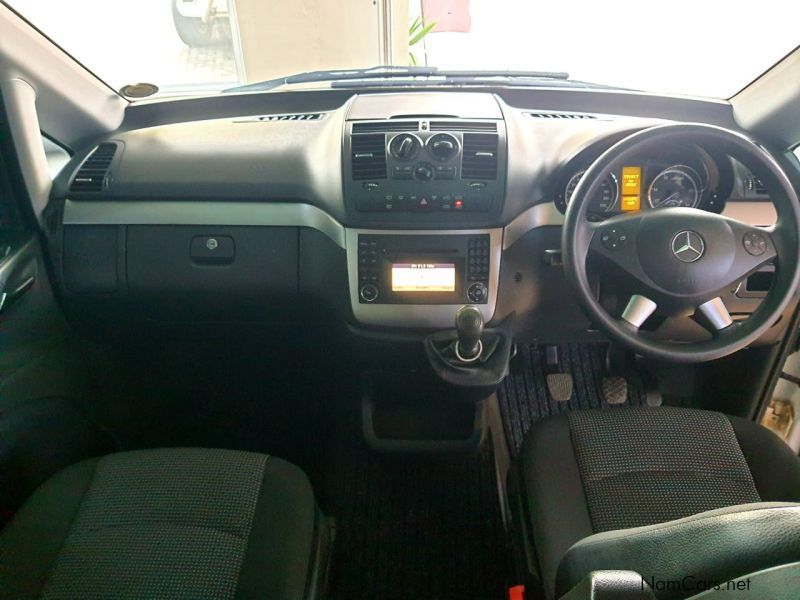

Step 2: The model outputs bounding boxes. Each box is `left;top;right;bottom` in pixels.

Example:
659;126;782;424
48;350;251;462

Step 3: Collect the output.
556;503;800;600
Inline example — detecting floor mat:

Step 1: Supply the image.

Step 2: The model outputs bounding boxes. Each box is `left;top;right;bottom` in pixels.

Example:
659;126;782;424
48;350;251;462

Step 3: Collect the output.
325;436;511;600
498;342;647;457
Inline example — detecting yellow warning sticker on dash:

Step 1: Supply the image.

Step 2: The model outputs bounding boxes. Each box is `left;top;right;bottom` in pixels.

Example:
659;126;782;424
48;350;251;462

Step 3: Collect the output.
621;195;641;211
620;166;642;211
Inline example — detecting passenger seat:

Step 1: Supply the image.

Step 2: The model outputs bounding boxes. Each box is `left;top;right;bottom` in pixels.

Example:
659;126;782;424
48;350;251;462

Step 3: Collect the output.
0;448;331;599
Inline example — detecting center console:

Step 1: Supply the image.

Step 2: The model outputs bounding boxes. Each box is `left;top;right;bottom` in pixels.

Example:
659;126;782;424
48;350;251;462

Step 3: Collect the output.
342;100;507;328
356;233;491;306
346;229;502;328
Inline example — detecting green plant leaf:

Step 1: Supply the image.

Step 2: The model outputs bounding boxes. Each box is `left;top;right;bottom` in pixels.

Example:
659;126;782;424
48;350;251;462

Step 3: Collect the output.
409;16;421;37
409;20;437;47
409;52;418;66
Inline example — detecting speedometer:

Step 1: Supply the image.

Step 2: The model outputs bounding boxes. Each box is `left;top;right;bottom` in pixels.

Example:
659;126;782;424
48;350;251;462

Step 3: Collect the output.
565;171;619;213
647;165;701;208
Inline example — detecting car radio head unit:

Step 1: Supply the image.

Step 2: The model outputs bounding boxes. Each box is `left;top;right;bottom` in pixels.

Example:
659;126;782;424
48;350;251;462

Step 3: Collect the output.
391;263;456;293
357;234;489;305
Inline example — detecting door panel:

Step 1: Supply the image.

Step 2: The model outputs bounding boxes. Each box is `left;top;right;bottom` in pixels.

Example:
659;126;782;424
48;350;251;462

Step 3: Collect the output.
0;103;113;526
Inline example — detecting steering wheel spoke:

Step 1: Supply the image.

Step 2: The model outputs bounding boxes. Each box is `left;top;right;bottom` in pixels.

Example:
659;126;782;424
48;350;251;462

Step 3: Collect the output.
695;297;734;335
620;294;657;330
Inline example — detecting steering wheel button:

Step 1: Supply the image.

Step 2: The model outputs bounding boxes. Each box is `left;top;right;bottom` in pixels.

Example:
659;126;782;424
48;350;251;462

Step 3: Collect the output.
743;231;767;256
601;227;627;250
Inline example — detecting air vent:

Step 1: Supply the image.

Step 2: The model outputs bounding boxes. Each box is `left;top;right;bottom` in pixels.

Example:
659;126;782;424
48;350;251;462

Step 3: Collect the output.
351;134;387;180
430;121;497;132
461;133;498;180
526;112;597;120
352;121;419;133
70;143;117;192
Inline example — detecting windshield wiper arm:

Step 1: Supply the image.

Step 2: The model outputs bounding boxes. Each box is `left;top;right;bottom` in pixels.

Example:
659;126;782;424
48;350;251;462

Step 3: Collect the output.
224;66;440;93
223;66;571;93
430;69;570;80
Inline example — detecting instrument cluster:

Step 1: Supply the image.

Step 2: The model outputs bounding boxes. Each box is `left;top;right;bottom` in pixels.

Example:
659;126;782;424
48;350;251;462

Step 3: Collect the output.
554;143;733;217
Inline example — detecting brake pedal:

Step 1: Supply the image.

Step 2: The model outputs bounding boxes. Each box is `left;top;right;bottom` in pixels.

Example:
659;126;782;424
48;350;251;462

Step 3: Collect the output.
601;376;628;405
547;373;573;402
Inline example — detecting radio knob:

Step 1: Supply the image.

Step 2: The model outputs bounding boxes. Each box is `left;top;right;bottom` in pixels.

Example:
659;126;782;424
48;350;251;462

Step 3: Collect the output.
467;282;488;303
413;163;434;182
359;283;380;303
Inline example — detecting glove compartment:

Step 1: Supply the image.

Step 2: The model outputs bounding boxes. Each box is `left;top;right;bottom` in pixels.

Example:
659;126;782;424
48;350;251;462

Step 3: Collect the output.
126;225;298;321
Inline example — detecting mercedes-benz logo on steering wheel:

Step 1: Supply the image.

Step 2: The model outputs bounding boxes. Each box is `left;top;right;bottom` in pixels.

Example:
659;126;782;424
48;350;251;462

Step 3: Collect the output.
671;231;705;263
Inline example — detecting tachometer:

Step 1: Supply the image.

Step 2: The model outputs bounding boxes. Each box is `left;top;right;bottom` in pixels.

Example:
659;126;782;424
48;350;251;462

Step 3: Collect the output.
647;165;701;208
565;171;619;213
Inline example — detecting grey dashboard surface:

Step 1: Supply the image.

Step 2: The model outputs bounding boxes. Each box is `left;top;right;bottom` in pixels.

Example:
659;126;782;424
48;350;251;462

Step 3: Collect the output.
52;86;768;233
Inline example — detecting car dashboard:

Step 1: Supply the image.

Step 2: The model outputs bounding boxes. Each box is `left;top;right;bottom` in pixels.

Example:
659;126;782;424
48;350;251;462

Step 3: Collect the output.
46;88;781;343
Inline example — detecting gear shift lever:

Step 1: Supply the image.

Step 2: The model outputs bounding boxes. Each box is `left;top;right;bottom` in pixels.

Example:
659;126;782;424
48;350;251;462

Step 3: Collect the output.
455;305;484;362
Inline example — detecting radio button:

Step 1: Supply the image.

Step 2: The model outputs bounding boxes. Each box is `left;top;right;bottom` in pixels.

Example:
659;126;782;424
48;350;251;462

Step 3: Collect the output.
467;282;488;303
359;283;380;303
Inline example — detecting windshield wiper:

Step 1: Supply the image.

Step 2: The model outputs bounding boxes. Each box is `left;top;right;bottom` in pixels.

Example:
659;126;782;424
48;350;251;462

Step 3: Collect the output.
224;66;438;93
223;66;570;93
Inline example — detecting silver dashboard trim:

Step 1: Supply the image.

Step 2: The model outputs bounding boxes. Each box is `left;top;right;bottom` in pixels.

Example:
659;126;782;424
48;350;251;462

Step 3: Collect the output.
346;227;503;328
502;202;564;249
62;199;347;249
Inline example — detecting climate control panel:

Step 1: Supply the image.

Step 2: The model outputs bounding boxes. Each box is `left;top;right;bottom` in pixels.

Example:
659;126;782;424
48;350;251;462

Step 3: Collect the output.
344;119;506;219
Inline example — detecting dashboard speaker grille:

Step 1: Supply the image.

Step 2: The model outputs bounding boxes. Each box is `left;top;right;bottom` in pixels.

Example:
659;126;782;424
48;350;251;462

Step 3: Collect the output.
351;134;387;180
70;143;117;192
526;112;598;120
257;112;324;121
461;133;498;180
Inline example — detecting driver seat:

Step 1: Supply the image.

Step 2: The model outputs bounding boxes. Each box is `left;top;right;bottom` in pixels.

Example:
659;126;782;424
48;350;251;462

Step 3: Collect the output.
512;406;800;599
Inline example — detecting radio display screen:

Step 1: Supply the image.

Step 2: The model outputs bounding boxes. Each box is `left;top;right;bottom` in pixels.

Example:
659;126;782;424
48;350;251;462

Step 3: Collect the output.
391;263;456;292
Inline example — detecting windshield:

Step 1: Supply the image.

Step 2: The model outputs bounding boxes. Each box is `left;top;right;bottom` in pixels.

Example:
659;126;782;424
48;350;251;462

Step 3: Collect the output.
4;0;798;99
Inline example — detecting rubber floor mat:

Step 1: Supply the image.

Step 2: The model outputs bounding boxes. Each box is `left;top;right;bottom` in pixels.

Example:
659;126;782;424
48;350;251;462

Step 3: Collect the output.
498;342;647;457
326;437;511;600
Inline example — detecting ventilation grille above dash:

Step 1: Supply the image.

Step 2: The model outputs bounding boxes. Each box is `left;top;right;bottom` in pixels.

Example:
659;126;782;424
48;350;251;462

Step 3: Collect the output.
526;112;598;120
250;113;325;121
351;121;420;133
429;121;497;132
69;143;117;192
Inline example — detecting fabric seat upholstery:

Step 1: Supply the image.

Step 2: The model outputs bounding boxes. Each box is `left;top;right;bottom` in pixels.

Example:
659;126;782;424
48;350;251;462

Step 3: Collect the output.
0;447;330;600
516;406;800;598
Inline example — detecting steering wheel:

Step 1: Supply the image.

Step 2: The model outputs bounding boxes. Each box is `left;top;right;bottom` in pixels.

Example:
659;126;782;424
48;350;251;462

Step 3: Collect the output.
563;124;800;363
